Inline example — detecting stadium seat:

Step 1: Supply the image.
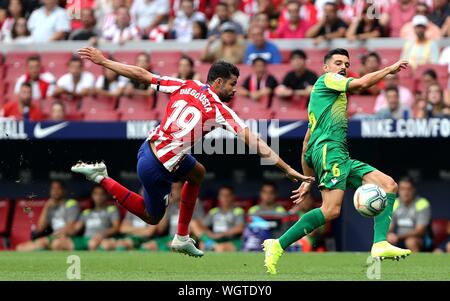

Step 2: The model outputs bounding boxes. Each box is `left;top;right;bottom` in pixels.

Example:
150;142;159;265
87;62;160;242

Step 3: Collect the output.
348;95;377;115
267;64;292;83
276;199;292;210
118;95;154;112
0;238;5;250
432;219;449;246
202;198;215;213
10;199;46;249
80;96;117;113
83;110;120;121
414;64;449;92
235;198;254;213
0;199;11;235
196;64;211;82
66;112;84;121
376;48;402;66
120;110;159;121
304;49;329;65
182;50;202;66
233;106;273;120
280;49;291;63
271;95;308;111
232;96;270;110
40;52;73;77
113;51;142;64
235;64;252;81
151;51;182;68
3;80;15;103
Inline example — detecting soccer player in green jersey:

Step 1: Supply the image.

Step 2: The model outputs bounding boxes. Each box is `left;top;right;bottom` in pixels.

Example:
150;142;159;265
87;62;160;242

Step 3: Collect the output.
263;48;411;274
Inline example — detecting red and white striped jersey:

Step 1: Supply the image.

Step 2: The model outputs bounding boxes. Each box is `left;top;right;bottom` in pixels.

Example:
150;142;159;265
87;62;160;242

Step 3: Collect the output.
147;76;247;172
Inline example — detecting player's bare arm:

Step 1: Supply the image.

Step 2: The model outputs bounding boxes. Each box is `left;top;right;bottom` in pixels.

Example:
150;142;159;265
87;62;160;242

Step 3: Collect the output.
78;47;155;84
348;60;409;92
238;128;314;183
291;128;315;204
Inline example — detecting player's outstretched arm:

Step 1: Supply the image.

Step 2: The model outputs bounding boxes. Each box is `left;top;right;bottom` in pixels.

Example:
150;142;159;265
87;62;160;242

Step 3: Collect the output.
348;60;409;93
238;128;315;183
78;47;155;84
292;128;315;204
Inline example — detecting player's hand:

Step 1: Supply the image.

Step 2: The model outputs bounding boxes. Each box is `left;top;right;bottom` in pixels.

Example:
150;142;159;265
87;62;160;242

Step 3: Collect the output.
388;60;409;74
285;167;315;183
77;47;106;65
291;181;312;204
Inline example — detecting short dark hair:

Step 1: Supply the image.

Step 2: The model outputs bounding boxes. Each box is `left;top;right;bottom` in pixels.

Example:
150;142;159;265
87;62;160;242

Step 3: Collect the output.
180;55;194;67
324;1;337;9
218;185;234;194
216;1;228;9
362;51;381;64
398;176;416;188
251;57;267;65
261;181;277;192
68;55;83;66
290;49;307;60
92;184;107;193
423;68;437;80
324;48;349;64
385;86;399;95
27;54;41;64
51;179;66;190
207;61;239;84
20;82;32;89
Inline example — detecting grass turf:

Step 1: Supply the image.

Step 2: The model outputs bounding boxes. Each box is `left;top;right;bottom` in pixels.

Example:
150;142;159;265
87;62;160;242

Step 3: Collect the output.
0;251;448;281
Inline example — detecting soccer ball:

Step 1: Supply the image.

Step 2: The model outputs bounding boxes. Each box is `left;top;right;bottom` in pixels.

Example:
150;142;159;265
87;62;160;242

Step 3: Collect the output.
353;184;387;217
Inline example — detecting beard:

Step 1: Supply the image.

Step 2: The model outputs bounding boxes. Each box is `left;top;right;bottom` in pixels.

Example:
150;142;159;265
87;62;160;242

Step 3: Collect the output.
218;91;234;102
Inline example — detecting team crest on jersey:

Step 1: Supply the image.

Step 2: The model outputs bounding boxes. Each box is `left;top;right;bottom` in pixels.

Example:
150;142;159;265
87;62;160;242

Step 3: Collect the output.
331;178;338;186
333;73;345;80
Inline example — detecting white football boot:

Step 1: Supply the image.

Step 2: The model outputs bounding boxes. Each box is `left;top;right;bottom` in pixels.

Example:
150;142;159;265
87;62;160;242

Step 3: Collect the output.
171;234;204;257
71;161;108;183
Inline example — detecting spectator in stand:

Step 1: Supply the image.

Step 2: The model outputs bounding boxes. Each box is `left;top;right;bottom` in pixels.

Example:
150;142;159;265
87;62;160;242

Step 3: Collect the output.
244;25;281;65
429;0;450;27
1;82;44;121
346;3;383;41
401;15;439;70
27;0;70;43
314;0;352;20
68;8;99;44
209;0;250;34
52;185;120;251
3;16;32;44
417;83;447;118
172;55;201;80
124;53;156;97
49;101;66;121
95;67;128;98
400;3;441;40
208;2;244;38
201;22;245;64
440;15;450;37
238;57;278;103
358;52;383;96
434;221;450;253
375;87;411;119
306;1;347;44
380;0;416;37
198;186;245;252
251;12;277;39
16;180;80;251
192;20;208;39
275;0;310;38
275;49;318;100
0;0;24;41
388;177;433;252
248;182;286;218
277;0;318;32
1;0;40;18
102;6;140;44
99;0;129;32
65;0;96;31
130;0;170;36
115;211;157;250
374;73;414;112
438;46;450;81
169;0;206;42
141;182;205;251
54;57;95;99
14;55;56;101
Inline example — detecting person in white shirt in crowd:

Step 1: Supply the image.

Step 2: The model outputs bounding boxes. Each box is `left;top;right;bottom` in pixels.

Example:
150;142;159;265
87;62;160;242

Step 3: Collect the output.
95;66;129;98
375;87;412;119
53;57;95;99
438;46;450;89
14;55;56;101
27;0;70;43
373;73;414;113
3;16;33;44
102;5;140;44
209;0;250;33
170;0;206;42
98;0;129;32
1;0;24;41
130;0;170;36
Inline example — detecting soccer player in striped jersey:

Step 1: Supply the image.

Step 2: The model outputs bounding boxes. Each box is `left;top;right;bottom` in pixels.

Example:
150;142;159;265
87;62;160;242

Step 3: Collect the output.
72;47;314;257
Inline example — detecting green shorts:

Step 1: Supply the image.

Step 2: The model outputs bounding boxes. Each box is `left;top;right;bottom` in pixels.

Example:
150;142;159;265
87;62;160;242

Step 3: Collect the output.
306;143;376;191
71;236;91;250
125;235;151;249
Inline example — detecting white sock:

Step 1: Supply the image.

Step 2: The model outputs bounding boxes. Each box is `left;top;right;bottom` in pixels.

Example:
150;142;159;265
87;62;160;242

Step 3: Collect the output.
175;234;189;241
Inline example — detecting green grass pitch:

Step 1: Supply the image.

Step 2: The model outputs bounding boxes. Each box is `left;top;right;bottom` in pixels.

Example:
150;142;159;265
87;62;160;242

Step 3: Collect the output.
0;251;448;281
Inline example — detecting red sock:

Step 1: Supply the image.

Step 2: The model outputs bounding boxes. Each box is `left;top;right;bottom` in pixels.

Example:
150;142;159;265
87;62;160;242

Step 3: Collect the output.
100;178;146;219
177;182;200;236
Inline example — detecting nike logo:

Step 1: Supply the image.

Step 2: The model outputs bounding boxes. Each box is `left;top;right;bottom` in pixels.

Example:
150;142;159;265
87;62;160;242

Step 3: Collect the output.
268;121;304;138
33;122;69;139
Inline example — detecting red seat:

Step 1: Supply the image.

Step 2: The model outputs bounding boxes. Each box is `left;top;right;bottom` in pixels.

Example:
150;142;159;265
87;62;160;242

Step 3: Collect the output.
83;110;120;121
234;106;273;119
232;96;270;110
414;64;449;91
80;96;117;113
151;51;182;68
43;97;80;114
78;199;93;211
280;49;291;63
40;52;73;76
235;64;252;82
432;219;449;246
202;198;215;213
348;95;377;115
266;64;291;83
272;107;308;120
113;51;142;64
304;49;329;65
120;110;159;121
0;238;5;250
271;96;309;120
118;96;154;112
196;64;211;82
182;50;203;66
66;112;84;121
0;199;11;235
3;80;15;103
235;198;254;213
376;48;402;67
276;199;293;210
10;199;46;249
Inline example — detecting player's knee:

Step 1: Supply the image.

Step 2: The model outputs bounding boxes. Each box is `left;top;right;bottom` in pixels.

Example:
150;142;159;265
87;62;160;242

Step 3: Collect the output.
146;215;163;225
322;205;341;220
188;163;206;185
446;243;450;253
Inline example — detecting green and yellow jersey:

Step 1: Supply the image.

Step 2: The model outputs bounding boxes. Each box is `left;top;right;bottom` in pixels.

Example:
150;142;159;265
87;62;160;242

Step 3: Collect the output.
307;72;354;152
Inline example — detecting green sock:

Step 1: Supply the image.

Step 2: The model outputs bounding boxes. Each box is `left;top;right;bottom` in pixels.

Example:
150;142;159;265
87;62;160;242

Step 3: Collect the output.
278;208;326;250
115;245;127;251
373;193;396;244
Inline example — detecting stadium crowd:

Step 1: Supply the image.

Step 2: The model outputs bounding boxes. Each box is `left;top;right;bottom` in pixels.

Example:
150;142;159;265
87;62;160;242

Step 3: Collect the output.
0;0;450;120
6;177;448;253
